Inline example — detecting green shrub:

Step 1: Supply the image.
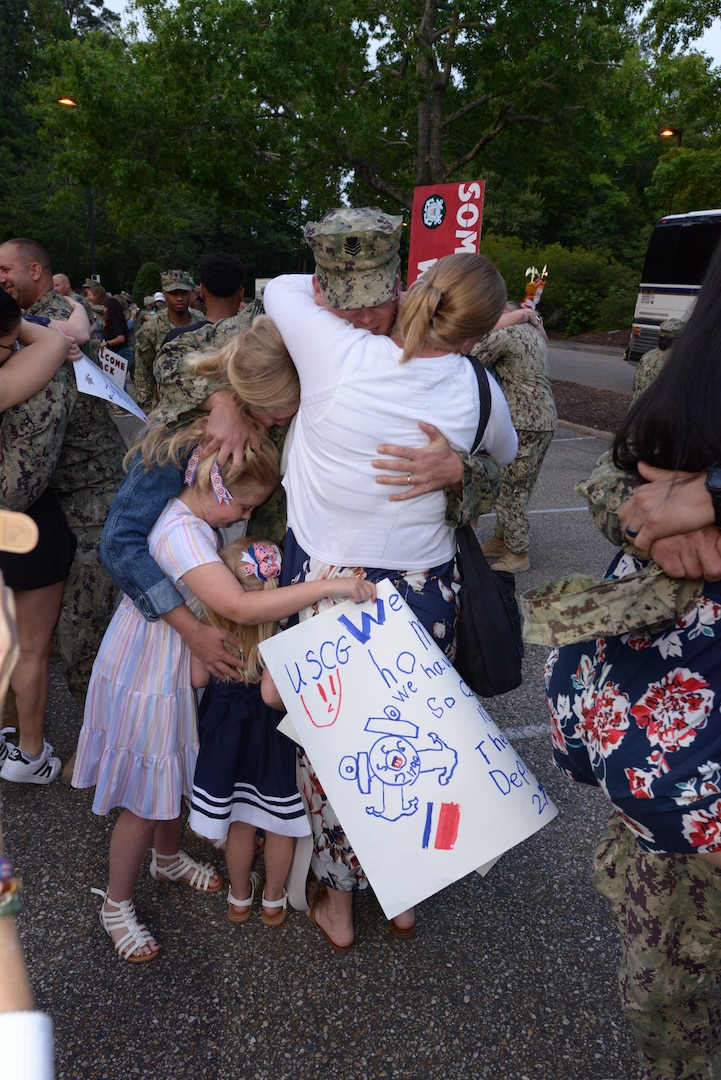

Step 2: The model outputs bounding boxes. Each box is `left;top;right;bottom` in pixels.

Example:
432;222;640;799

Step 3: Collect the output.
132;262;163;308
480;233;638;334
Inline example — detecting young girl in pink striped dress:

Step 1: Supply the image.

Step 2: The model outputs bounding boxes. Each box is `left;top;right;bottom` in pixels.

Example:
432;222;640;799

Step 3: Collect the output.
72;439;375;964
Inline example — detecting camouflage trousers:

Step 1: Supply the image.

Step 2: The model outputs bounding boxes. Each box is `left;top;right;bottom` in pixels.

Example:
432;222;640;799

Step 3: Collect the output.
593;814;721;1080
56;554;118;708
492;428;554;555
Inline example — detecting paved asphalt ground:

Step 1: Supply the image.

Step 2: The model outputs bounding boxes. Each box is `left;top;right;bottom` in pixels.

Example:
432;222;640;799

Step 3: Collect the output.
2;345;646;1080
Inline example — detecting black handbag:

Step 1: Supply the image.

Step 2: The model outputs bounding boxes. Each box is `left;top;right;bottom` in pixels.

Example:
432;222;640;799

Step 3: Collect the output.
453;355;524;696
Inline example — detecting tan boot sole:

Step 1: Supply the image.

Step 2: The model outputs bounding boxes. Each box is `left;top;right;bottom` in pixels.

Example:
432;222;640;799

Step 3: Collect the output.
0;510;39;554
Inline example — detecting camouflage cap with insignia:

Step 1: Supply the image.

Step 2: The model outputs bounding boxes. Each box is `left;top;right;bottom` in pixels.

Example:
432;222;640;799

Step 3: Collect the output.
161;269;193;293
303;207;403;309
658;318;684;341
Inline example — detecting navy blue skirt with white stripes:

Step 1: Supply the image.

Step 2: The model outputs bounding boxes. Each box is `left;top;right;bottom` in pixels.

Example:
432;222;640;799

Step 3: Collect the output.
188;679;309;840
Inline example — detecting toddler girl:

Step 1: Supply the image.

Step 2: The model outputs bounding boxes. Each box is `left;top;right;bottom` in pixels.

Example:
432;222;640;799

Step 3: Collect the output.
189;538;306;928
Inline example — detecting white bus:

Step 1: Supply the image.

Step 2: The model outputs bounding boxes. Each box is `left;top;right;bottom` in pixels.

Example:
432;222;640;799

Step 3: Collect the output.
626;209;721;363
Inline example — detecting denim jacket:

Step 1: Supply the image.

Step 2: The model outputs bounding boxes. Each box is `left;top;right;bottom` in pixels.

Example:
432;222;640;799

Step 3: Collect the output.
100;451;184;620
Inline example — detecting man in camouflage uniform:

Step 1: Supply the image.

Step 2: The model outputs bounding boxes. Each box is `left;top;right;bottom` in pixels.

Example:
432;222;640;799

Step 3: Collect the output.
82;279;106;341
303;207;504;528
153;253;259;423
0;238;124;710
53;272;94;324
472;317;556;572
632;319;683;402
132;270;204;415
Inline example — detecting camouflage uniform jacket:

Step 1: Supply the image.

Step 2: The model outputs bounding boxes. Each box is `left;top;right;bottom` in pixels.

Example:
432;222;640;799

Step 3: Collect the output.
72;291;95;324
631;347;667;402
154;304;260;427
133;305;204;415
472;323;557;432
520;448;702;645
0;365;74;511
26;290;125;558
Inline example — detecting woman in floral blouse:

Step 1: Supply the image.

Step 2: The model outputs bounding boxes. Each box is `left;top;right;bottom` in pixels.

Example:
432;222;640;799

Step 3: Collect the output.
544;237;721;1080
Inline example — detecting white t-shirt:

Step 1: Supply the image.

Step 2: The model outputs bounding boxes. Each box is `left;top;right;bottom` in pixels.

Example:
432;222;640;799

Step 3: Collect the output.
264;275;517;569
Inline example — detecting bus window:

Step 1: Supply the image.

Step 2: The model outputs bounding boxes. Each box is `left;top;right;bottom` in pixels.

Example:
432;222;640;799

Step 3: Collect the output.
627;211;721;363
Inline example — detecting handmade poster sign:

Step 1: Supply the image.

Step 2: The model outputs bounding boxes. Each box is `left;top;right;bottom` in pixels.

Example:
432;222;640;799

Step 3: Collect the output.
260;579;557;919
73;355;148;422
98;343;128;389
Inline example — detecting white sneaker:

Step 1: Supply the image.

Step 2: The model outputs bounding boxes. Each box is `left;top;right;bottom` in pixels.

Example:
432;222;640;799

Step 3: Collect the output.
1;741;61;785
0;728;13;766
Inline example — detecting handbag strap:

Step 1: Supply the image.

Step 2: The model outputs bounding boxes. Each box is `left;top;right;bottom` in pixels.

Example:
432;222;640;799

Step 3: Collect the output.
464;352;492;453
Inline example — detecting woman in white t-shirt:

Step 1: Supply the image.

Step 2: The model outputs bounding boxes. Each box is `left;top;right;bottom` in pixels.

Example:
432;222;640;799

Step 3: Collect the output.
262;252;518;951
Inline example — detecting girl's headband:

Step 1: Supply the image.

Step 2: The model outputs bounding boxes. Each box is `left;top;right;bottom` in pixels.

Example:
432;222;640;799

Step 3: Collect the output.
241;543;282;581
184;444;233;506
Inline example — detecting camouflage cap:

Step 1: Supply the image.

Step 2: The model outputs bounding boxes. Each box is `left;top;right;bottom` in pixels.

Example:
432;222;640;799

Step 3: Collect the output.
304;207;403;309
658;318;684;341
161;269;193;293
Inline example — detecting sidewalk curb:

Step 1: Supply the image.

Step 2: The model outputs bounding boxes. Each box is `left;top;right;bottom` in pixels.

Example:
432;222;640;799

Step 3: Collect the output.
558;420;614;441
549;340;625;358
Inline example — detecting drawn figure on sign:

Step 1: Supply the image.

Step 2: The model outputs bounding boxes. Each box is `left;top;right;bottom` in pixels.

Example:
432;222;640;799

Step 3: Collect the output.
339;705;458;822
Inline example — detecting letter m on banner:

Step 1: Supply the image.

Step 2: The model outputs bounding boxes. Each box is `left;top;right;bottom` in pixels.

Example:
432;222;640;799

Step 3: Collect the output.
406;181;485;286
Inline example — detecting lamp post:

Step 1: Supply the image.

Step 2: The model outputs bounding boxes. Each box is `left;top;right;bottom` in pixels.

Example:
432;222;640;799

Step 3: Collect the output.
660;127;683;148
57;96;97;279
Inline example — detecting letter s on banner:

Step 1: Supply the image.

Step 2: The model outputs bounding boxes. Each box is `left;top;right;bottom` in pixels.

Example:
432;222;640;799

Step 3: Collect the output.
407;180;486;286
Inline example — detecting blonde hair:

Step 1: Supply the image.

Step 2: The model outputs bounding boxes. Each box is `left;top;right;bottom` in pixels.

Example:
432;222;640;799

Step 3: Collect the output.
398;253;507;363
125;415;280;495
185;315;300;423
201;537;279;684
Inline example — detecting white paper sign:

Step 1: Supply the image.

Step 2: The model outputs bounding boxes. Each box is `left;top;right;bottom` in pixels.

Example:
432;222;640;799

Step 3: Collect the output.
98;343;128;388
260;580;557;919
73;355;148;422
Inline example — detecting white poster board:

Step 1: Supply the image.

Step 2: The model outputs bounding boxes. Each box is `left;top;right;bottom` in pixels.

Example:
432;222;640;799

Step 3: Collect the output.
98;343;128;388
73;355;148;422
259;580;557;919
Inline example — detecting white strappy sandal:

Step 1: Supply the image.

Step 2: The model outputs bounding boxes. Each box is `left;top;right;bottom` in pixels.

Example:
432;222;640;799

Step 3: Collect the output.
227;871;260;924
91;888;160;964
149;848;222;893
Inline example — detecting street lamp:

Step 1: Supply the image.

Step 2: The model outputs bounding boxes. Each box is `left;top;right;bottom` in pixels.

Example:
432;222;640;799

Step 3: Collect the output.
57;96;97;278
660;127;683;147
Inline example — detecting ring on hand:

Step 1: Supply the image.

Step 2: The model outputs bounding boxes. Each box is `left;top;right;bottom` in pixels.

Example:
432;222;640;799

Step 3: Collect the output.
406;473;412;486
625;525;640;538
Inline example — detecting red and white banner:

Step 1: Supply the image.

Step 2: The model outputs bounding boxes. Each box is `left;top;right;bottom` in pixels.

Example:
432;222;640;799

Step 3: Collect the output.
406;181;485;286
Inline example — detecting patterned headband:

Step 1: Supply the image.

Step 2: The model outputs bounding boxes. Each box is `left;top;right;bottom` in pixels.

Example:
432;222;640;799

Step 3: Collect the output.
184;444;233;506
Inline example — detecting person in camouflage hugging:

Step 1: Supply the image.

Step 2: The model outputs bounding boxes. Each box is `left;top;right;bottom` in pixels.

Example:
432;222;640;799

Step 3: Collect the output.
0;237;125;777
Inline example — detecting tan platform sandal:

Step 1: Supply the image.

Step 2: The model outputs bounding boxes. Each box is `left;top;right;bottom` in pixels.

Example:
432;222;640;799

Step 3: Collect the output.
261;888;288;928
227;871;260;924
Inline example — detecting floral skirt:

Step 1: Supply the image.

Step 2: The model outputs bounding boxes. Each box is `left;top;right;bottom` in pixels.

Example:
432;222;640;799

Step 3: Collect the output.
545;550;721;854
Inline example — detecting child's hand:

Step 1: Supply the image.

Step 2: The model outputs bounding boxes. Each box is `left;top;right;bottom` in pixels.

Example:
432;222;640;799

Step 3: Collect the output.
328;577;377;604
